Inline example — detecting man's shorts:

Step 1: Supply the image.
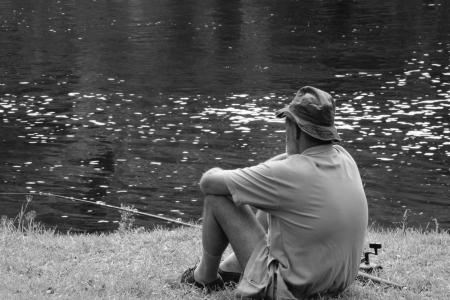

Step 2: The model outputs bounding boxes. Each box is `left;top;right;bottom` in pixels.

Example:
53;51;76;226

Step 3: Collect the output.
236;239;297;300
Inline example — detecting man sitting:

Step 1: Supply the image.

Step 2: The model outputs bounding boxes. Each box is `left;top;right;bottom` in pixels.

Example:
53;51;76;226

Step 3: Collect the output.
180;86;368;299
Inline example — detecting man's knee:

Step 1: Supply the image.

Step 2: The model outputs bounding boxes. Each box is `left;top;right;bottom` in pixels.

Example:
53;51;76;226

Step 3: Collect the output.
203;195;233;209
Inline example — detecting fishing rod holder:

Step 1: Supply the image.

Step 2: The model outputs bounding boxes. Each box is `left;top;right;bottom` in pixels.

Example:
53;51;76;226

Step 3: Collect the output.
360;243;383;273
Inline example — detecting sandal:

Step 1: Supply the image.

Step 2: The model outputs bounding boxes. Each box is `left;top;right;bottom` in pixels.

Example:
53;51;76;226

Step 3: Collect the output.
180;266;225;292
218;268;242;285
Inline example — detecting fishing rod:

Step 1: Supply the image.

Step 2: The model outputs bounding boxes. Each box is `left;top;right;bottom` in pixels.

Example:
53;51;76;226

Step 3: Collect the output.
0;193;407;289
357;243;407;290
357;271;406;289
0;192;201;229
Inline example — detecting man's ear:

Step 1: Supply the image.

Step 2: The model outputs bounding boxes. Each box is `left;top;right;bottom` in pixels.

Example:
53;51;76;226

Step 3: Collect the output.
286;116;301;140
285;117;299;155
296;125;302;140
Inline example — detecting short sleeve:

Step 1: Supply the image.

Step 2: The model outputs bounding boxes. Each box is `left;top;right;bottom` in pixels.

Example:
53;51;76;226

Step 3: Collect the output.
223;162;281;210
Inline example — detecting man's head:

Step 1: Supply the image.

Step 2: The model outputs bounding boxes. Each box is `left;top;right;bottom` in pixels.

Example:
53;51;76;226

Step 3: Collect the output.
276;86;341;143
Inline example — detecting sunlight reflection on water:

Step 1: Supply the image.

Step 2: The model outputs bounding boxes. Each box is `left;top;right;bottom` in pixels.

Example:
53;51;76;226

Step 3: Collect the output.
1;80;449;231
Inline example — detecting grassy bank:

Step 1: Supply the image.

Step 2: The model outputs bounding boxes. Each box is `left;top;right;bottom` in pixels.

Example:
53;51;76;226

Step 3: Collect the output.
0;215;449;299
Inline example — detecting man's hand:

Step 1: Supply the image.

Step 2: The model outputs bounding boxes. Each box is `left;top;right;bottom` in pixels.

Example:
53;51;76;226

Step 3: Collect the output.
199;167;230;195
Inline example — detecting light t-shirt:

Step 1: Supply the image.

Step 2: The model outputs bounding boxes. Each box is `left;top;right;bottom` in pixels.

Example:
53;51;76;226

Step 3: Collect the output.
224;144;368;298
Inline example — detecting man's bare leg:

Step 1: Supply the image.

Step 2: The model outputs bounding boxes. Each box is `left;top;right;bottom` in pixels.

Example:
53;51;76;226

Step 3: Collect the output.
219;210;269;273
193;195;266;284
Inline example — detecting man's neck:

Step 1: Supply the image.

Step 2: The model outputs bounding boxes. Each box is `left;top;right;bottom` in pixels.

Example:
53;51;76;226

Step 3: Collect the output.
288;137;331;156
300;140;327;153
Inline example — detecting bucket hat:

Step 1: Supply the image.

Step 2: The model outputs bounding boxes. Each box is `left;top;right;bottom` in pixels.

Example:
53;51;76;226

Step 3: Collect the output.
275;86;341;142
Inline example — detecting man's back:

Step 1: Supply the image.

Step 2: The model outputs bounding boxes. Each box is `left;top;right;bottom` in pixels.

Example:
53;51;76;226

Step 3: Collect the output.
225;144;368;297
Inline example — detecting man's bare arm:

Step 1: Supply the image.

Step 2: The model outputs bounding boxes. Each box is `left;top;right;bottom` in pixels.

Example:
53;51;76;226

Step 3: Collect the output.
199;167;230;195
266;153;288;162
199;153;286;195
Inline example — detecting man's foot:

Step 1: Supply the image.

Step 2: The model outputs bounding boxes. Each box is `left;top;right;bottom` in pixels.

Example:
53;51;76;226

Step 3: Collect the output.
180;266;225;292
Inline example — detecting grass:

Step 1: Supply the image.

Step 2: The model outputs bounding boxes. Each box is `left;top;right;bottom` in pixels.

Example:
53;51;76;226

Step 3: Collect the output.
0;205;449;299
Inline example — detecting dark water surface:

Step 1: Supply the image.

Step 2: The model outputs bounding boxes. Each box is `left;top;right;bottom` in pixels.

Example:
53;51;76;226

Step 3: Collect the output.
0;0;449;232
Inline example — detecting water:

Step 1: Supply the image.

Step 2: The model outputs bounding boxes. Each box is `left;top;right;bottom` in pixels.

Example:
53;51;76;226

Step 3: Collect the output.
0;0;449;232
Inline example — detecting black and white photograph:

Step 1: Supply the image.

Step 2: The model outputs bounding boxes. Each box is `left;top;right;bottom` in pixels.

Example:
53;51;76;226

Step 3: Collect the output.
0;0;449;299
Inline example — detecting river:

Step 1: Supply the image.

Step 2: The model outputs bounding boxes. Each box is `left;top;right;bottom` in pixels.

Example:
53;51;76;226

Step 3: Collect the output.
0;0;449;232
